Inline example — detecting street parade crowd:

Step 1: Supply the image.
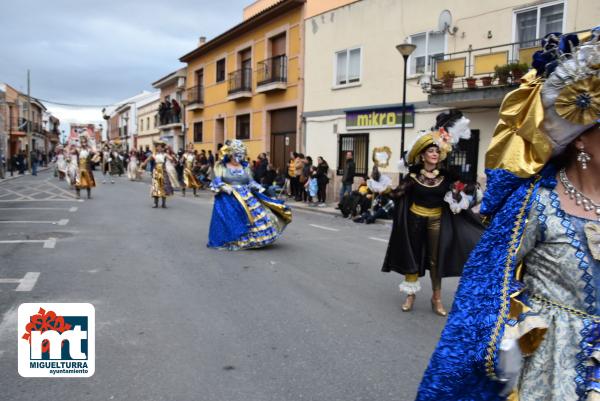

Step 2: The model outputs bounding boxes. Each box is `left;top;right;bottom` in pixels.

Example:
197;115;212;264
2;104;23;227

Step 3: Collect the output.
43;27;600;401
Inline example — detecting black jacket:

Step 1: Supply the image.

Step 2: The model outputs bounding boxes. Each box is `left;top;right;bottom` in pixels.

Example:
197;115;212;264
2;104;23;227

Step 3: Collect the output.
254;159;268;182
261;169;277;187
316;162;329;184
342;159;355;184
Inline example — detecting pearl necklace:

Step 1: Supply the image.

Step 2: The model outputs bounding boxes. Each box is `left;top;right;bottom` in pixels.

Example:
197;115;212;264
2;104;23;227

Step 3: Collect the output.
559;168;600;221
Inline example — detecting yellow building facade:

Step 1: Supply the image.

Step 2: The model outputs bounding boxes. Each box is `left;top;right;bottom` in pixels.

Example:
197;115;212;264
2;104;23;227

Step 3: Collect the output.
180;0;305;172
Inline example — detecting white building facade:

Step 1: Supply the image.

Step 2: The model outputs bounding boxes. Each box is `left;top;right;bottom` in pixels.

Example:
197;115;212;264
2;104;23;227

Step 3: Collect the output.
303;0;598;200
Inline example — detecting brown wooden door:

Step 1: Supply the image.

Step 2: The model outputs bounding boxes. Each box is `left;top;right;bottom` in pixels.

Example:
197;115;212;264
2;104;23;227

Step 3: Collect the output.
270;133;296;174
271;33;286;57
195;68;204;86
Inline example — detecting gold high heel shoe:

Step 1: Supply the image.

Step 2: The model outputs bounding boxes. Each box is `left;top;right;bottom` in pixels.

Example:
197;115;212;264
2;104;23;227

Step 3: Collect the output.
431;298;447;316
401;294;416;312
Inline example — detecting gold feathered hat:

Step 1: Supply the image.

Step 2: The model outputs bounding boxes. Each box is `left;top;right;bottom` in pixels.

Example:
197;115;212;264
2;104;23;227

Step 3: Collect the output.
486;27;600;178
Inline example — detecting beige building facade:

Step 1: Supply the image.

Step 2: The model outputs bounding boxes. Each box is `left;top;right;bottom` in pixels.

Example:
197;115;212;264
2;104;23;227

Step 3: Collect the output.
136;97;160;151
303;0;598;199
152;68;187;151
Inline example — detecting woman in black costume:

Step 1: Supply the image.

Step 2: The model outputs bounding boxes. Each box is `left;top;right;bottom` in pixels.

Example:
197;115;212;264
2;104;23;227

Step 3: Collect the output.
382;111;484;316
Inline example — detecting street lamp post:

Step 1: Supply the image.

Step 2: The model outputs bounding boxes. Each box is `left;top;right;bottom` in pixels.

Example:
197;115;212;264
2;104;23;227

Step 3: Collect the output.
395;42;417;161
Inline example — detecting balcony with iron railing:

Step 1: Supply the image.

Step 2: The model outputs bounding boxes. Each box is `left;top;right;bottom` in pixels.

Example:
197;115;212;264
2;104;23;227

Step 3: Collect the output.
185;85;204;111
256;55;287;93
15;118;43;133
227;68;252;100
425;29;590;108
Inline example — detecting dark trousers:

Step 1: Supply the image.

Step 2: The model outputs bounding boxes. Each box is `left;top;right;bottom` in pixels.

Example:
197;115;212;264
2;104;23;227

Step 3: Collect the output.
407;211;442;291
290;177;299;198
317;181;327;203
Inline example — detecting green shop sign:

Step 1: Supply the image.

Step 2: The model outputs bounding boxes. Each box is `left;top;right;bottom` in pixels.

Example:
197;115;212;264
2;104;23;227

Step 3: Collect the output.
346;106;414;130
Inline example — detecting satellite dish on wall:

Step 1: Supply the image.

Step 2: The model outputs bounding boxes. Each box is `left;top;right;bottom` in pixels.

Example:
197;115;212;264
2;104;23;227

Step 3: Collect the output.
438;10;458;35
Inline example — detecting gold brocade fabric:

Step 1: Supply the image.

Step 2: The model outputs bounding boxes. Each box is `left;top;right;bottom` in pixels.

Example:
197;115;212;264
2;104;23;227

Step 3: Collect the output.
183;166;201;189
555;76;600;125
76;159;95;188
405;273;419;282
151;164;168;197
485;70;553;178
409;203;442;218
259;197;293;224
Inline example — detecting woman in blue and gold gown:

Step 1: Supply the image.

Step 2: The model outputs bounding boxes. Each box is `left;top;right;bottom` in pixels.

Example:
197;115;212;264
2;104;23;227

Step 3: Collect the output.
208;140;291;250
417;29;600;401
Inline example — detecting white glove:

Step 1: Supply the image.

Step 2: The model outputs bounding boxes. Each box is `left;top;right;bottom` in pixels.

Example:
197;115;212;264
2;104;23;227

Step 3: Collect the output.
497;338;522;397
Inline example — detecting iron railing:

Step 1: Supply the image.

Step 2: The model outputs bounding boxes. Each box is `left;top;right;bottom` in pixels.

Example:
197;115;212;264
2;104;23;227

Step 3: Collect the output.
257;55;287;86
228;68;252;94
427;29;588;94
186;85;204;105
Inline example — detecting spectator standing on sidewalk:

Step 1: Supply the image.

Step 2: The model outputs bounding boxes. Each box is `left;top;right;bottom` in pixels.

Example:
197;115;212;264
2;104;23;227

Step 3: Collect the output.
293;153;305;201
305;165;319;206
30;150;38;176
287;153;296;197
17;151;26;174
253;152;268;184
339;151;355;201
316;156;329;206
301;156;313;202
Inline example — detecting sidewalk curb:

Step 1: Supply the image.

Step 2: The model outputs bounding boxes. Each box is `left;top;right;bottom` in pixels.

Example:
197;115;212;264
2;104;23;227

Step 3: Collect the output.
289;203;339;217
0;167;52;184
288;201;391;226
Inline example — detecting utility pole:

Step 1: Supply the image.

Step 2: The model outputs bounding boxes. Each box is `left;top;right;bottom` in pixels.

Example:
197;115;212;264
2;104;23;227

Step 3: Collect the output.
27;69;32;172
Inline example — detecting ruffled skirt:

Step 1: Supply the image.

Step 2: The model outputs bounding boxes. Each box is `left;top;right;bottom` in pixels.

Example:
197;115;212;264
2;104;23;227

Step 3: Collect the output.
208;186;291;250
151;164;173;197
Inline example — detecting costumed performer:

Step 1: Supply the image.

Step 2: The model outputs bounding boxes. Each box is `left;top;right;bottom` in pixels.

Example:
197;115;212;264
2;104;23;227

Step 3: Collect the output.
181;144;201;197
208;139;292;250
416;28;600;401
139;141;174;208
382;110;484;316
73;135;97;199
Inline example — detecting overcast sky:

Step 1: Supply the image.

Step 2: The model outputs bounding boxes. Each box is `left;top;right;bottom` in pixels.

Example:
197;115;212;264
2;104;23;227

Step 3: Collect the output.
0;0;249;129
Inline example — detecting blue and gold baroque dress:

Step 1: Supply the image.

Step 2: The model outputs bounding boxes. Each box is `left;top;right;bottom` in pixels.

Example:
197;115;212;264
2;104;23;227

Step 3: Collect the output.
207;162;291;250
417;165;600;401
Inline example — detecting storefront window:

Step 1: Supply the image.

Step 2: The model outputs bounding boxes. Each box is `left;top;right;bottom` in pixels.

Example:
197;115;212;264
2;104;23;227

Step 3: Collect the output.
337;133;369;176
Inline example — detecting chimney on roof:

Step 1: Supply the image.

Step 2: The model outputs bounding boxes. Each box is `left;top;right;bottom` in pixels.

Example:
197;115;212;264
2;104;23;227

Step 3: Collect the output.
198;36;207;47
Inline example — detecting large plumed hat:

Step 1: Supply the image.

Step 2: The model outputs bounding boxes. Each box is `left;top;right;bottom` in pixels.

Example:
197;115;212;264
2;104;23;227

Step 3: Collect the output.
486;26;600;178
219;139;247;161
406;110;472;165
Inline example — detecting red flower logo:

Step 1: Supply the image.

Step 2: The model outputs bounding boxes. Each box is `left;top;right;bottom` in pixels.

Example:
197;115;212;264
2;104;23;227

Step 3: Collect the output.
22;308;72;353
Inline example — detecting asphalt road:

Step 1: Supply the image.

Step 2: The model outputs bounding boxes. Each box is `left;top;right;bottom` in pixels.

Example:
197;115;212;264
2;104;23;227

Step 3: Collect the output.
0;169;459;401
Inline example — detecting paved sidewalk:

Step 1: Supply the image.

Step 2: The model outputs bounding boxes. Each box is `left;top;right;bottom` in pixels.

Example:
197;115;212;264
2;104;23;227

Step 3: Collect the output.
0;166;52;183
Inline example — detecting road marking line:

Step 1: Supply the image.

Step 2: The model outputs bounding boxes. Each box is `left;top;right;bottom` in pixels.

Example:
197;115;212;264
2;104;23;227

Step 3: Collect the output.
44;181;80;198
0;207;77;212
309;224;340;232
0;199;82;203
0;238;56;249
0;306;18;356
369;237;388;243
0;220;68;225
0;272;40;291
